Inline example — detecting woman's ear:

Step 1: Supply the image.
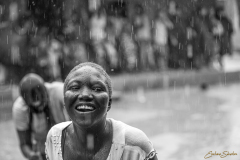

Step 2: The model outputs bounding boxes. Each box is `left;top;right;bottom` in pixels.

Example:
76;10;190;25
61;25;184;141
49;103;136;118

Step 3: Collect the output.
107;99;112;112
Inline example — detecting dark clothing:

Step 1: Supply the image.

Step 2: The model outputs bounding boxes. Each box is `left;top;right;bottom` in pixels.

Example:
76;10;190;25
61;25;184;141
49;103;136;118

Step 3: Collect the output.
185;12;216;69
168;14;188;69
218;16;233;56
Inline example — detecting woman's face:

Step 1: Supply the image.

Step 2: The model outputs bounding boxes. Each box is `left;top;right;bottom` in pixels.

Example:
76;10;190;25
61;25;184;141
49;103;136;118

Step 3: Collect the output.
64;66;110;127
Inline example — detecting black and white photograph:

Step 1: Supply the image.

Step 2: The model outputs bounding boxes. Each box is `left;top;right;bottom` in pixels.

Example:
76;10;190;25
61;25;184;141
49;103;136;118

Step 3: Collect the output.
0;0;240;159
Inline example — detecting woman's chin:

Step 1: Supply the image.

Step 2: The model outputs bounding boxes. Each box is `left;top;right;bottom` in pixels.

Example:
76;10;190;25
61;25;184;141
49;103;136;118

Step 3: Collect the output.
73;116;106;129
72;115;95;128
74;120;93;128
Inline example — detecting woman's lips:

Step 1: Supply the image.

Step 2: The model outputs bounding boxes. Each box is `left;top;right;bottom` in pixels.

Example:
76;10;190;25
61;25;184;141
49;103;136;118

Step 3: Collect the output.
75;105;96;112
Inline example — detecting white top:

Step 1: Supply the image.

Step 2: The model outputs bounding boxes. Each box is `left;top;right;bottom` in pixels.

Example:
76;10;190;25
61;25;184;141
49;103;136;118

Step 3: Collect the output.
90;13;107;41
135;15;151;41
45;118;156;160
153;20;168;45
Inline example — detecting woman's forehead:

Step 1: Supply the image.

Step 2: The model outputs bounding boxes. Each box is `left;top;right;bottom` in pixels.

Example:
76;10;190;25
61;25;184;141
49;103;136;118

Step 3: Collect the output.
67;66;107;82
73;66;102;76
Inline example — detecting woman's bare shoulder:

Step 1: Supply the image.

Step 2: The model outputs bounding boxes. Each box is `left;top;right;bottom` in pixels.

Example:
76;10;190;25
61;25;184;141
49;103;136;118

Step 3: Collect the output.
125;125;153;150
47;121;72;138
110;118;153;152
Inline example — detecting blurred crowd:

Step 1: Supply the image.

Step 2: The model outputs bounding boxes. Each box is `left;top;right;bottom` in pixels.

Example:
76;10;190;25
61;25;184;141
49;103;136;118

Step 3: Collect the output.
0;0;234;83
62;1;233;73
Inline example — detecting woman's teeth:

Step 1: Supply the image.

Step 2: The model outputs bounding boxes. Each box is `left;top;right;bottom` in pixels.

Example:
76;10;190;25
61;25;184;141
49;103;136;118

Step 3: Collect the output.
76;105;95;112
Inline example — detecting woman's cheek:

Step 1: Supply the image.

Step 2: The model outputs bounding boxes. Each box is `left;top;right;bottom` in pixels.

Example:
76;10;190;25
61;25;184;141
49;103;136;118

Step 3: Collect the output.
64;91;78;108
97;92;109;105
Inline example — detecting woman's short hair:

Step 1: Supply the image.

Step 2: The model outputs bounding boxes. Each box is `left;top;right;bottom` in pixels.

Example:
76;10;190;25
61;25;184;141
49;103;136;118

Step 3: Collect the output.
64;62;112;98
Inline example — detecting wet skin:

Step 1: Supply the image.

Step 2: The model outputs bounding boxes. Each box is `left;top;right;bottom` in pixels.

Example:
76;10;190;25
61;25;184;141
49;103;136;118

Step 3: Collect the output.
64;66;111;128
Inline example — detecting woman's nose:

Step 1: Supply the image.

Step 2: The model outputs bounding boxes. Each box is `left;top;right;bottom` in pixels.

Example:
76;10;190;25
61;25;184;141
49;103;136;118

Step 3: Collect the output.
78;87;93;100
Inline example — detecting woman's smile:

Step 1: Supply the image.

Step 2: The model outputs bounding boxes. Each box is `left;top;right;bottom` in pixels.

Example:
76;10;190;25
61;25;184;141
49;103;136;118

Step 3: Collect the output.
76;105;95;112
75;104;96;112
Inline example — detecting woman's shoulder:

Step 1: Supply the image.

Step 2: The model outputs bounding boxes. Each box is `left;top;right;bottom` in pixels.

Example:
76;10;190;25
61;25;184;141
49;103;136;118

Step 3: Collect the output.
109;118;154;153
46;122;71;160
47;121;72;138
125;123;153;152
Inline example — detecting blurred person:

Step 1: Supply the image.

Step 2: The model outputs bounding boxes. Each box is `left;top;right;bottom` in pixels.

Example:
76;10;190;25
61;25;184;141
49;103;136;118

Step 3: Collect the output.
62;2;90;55
102;39;119;72
168;0;177;16
101;16;119;72
186;6;216;69
185;26;196;69
118;19;138;72
89;7;108;71
45;62;158;160
61;7;90;79
47;39;62;81
89;7;107;41
133;4;155;71
152;10;173;71
210;7;226;69
12;73;69;160
105;15;126;72
198;6;218;68
167;1;188;69
195;6;212;68
89;7;118;72
62;9;80;41
215;7;233;60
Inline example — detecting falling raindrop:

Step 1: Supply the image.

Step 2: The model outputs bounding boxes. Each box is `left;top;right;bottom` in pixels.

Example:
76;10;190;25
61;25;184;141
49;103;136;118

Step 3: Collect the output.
87;134;94;150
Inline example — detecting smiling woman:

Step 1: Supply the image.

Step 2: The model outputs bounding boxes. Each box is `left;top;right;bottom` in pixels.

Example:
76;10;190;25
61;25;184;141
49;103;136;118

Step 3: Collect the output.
45;62;158;160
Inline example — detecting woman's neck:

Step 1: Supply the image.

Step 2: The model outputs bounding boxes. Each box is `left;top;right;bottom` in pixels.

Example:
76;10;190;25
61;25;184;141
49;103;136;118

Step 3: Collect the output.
70;118;110;151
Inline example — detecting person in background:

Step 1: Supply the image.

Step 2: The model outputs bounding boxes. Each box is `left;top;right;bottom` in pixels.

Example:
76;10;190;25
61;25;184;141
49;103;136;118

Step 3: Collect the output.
12;73;69;160
47;39;63;81
119;18;138;72
210;7;225;70
215;7;233;65
197;6;217;69
45;62;158;160
167;1;189;69
186;5;216;69
133;4;155;71
89;7;108;70
152;10;173;71
105;14;125;72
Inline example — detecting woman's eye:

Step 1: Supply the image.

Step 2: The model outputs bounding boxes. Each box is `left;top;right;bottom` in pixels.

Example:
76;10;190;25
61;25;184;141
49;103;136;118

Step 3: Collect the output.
92;87;102;92
70;86;79;90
